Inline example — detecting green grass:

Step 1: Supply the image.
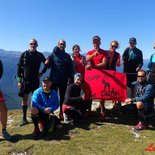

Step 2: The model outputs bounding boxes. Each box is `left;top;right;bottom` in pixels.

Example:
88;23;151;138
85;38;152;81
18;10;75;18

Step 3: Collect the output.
1;108;155;155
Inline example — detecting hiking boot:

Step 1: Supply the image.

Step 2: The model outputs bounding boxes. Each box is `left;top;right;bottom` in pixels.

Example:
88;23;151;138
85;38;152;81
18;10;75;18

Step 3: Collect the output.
99;112;105;121
33;128;40;139
19;119;29;126
132;123;146;131
2;130;12;140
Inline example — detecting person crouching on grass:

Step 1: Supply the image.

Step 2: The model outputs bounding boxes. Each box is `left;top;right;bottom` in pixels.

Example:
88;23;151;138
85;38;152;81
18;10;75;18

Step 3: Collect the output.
31;77;62;138
125;70;155;131
62;73;87;124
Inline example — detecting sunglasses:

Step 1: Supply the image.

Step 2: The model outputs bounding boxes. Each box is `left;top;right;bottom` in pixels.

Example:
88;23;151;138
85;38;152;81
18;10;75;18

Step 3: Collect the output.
111;45;118;49
30;43;37;45
129;42;135;45
137;75;145;78
93;41;100;44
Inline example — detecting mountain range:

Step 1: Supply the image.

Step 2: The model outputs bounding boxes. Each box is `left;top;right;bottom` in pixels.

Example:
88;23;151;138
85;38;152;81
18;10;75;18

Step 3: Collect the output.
0;49;150;110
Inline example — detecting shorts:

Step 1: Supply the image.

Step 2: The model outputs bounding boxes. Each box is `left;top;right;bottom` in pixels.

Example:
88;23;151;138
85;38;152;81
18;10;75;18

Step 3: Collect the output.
19;79;39;95
38;110;60;126
38;110;49;121
0;90;5;103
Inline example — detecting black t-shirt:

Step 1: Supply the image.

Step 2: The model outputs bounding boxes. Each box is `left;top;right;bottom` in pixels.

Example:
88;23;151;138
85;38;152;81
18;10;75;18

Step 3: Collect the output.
17;50;46;80
63;83;82;107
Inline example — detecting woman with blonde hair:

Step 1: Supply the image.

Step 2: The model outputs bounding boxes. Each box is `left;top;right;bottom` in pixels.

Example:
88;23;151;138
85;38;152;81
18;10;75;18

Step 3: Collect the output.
107;40;121;109
107;40;121;70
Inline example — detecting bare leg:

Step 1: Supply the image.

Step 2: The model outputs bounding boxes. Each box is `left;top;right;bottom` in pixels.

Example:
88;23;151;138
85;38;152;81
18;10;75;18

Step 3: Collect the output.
99;100;105;121
0;102;7;129
100;100;105;113
22;94;28;106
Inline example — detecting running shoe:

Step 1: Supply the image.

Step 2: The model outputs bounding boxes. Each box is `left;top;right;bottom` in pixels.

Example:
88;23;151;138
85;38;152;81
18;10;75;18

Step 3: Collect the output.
2;130;12;140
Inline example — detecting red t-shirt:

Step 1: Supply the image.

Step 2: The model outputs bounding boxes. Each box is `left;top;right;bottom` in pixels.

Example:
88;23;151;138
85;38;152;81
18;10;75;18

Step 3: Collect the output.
87;49;108;65
73;55;85;77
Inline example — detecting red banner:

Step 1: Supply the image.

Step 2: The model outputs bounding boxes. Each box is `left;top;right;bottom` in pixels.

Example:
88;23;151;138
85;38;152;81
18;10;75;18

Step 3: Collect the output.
84;69;127;102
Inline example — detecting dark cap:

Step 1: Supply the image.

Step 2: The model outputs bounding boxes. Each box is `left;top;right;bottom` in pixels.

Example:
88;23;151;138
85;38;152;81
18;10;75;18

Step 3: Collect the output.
129;37;137;44
42;76;52;82
92;36;101;42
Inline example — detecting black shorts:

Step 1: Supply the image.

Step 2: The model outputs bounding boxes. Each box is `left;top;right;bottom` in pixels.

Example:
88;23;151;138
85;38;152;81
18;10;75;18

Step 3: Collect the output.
38;110;60;126
38;110;49;121
23;79;39;94
18;79;40;97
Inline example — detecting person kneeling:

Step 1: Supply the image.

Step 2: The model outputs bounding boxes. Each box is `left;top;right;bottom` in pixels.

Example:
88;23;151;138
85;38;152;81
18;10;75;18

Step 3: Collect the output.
31;77;62;138
125;70;155;131
63;73;86;124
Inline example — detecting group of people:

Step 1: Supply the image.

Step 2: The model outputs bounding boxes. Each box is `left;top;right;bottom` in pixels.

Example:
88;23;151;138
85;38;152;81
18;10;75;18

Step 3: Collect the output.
0;36;155;140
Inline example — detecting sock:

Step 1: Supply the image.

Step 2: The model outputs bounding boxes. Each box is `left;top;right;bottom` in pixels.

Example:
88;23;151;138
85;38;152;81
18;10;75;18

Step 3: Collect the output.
2;129;6;133
31;114;39;129
22;105;27;120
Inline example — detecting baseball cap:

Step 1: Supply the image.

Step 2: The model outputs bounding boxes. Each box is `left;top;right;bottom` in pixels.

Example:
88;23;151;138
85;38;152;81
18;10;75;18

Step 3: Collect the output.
92;36;101;42
74;73;82;80
42;76;52;82
129;37;137;44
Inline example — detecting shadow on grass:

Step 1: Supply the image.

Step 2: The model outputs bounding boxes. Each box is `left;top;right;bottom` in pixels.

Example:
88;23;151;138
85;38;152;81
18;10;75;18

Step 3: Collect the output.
9;106;155;143
105;109;138;126
104;106;155;131
10;118;93;142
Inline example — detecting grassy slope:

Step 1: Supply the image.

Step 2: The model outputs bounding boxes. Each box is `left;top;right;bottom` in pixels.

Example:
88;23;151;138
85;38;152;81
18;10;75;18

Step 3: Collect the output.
0;106;155;155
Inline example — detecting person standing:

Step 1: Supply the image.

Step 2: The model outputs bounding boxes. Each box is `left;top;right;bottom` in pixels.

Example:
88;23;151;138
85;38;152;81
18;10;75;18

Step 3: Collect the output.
0;60;12;140
122;37;143;98
17;39;47;126
46;40;74;119
107;40;121;109
147;42;155;85
125;70;155;130
107;40;121;71
86;36;108;121
72;44;87;78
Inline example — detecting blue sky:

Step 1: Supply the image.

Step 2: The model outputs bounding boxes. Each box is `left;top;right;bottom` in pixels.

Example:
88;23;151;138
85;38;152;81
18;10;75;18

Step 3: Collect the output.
0;0;155;58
